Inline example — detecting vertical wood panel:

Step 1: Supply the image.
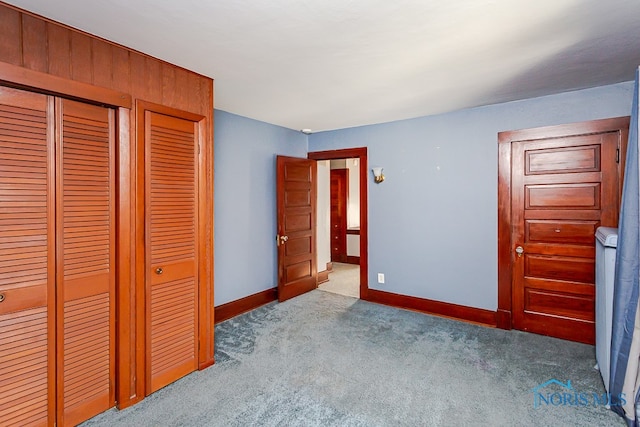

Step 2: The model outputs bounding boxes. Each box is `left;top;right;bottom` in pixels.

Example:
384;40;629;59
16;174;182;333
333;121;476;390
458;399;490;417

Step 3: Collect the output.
129;52;147;101
91;38;113;88
145;57;163;104
0;7;22;65
203;79;213;120
21;14;48;73
186;71;201;114
111;47;131;93
161;63;176;107
173;67;190;112
70;32;93;84
46;23;71;79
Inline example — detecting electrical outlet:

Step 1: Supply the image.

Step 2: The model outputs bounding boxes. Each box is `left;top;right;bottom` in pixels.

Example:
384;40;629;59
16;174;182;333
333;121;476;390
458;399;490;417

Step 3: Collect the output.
377;273;385;284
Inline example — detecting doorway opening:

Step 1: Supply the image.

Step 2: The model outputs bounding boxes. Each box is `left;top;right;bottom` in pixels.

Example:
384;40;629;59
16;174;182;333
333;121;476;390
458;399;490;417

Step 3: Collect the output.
308;148;368;299
318;261;360;298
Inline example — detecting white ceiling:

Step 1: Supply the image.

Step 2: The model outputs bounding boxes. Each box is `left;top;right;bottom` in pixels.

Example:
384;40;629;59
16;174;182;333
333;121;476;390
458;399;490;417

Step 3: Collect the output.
5;0;640;131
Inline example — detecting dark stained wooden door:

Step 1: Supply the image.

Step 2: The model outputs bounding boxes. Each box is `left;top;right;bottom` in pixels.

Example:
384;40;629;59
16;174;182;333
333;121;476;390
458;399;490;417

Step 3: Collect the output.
277;156;317;302
330;169;348;263
509;121;627;344
145;112;199;393
0;87;55;427
57;99;116;425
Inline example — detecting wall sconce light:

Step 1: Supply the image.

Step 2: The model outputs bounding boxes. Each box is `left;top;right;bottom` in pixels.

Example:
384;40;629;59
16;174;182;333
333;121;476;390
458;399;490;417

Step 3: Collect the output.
372;167;385;184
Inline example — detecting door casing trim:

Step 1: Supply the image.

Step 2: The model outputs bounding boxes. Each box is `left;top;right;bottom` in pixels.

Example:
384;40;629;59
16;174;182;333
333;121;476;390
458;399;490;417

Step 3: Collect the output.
308;148;369;299
135;100;214;397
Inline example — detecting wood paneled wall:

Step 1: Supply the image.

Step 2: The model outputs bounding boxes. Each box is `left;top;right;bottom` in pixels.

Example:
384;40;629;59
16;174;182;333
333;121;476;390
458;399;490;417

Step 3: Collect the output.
0;5;211;115
0;2;214;412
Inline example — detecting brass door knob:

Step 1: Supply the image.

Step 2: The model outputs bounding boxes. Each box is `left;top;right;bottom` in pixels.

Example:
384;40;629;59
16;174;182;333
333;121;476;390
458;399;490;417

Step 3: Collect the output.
277;234;289;246
0;293;5;303
156;267;163;275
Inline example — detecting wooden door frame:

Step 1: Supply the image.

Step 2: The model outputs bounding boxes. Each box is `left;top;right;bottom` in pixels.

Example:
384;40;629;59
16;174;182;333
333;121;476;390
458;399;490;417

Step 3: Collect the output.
497;117;630;330
135;100;214;397
308;148;369;299
0;61;131;109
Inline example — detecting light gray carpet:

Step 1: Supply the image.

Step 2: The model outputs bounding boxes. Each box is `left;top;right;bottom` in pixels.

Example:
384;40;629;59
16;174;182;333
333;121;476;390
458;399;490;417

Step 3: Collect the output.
318;262;359;298
82;290;622;426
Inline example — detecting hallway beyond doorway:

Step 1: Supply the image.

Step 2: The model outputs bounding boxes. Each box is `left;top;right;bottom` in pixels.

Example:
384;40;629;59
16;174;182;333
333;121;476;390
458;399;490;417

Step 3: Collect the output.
318;263;359;298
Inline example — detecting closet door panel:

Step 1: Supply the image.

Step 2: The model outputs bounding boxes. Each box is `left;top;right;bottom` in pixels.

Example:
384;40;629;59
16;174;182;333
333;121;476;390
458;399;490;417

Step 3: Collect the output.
57;99;115;426
146;112;198;393
0;87;54;427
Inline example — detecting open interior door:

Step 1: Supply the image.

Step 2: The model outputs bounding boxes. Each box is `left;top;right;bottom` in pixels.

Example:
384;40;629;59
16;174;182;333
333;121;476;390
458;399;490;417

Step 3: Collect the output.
277;155;317;301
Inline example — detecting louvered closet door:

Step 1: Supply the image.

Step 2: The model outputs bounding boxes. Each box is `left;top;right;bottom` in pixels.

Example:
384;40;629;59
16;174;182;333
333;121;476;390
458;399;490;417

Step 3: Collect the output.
146;112;199;393
57;99;115;426
0;87;55;427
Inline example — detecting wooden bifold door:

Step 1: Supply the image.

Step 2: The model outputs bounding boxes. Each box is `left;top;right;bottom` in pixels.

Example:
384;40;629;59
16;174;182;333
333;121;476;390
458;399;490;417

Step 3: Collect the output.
0;86;115;426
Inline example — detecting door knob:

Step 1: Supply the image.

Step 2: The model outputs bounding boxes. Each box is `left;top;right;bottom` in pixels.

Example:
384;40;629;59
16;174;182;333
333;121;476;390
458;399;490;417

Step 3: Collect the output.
515;246;524;258
0;293;4;303
277;234;289;246
156;267;163;275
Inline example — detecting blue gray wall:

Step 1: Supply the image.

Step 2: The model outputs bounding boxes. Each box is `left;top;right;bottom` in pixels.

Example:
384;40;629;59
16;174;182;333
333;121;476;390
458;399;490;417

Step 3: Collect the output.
214;110;307;306
308;82;634;311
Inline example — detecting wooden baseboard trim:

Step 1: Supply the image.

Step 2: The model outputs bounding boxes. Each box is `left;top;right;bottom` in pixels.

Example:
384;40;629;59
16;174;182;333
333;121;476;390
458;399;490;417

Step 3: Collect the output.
346;256;360;265
317;269;330;285
215;288;277;324
364;289;497;327
496;309;512;330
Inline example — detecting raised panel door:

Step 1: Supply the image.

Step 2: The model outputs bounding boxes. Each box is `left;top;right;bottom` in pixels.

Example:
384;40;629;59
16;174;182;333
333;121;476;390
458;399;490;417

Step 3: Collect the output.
276;156;317;302
511;131;622;344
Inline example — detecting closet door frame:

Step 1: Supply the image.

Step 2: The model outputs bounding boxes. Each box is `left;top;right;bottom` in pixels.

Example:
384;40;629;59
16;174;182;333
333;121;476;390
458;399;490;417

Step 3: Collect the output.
0;69;138;409
135;100;214;396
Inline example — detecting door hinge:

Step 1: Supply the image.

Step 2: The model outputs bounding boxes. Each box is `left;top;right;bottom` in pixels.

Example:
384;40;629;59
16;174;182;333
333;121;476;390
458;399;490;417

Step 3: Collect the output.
616;148;620;163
